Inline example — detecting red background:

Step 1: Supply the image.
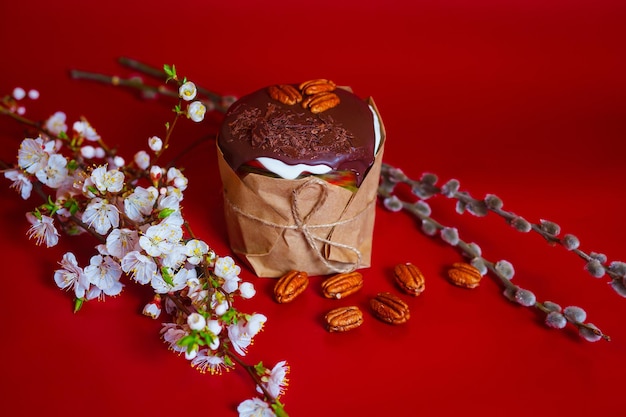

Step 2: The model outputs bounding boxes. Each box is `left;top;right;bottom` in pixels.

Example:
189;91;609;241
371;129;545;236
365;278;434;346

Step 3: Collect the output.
1;1;625;416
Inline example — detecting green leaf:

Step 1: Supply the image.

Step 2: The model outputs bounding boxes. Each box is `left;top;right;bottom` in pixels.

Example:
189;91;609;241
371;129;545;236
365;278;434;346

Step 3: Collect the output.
46;195;59;215
163;64;177;81
161;266;174;286
271;401;289;417
223;355;234;367
176;334;196;348
158;208;175;219
64;199;79;215
221;308;237;324
202;332;214;348
32;208;43;220
254;361;267;376
73;297;85;313
87;185;99;195
66;159;78;171
58;130;68;140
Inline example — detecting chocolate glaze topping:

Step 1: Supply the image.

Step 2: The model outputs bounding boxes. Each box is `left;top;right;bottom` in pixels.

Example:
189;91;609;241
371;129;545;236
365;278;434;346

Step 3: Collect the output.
218;85;376;186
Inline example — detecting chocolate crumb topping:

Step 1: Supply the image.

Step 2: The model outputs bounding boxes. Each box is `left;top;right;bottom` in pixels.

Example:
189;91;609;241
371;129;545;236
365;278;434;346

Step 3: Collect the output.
218;85;376;186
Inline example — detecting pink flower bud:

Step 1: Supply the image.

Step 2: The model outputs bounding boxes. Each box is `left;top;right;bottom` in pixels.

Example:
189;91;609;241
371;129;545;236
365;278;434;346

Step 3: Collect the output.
150;165;162;183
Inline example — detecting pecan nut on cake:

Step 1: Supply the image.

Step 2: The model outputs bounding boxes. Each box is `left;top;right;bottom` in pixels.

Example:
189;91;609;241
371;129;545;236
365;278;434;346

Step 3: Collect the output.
216;79;385;278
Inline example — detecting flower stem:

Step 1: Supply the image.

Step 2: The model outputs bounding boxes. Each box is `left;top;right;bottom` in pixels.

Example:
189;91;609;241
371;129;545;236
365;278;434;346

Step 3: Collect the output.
228;352;279;405
118;57;225;105
70;69;177;99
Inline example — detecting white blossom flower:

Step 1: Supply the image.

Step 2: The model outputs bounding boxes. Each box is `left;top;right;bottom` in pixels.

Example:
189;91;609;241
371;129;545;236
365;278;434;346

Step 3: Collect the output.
191;349;227;375
84;254;123;293
26;212;59;247
106;228;139;259
160;323;188;353
35;153;68;188
246;313;267;337
207;319;222;337
158;188;183;211
150;165;163;182
86;284;125;301
28;89;39;100
187;101;206;122
44;111;68;135
185;239;208;265
151;266;195;294
18;137;53;174
133;150;150;170
239;282;256;299
121;251;158;285
81;145;97;159
12;87;26;100
257;360;289;399
187;312;206;331
83;198;120;235
73;120;100;141
161;243;187;270
222;274;241;294
124;185;158;222
4;169;32;199
228;322;253;356
148;136;163;152
91;165;124;193
202;319;222;350
53;252;89;299
214;256;241;280
166;167;188;191
186;278;208;305
94;147;106;158
112;155;125;168
212;294;229;316
237;398;276;417
178;81;197;101
142;297;162;319
139;222;182;257
185;346;199;360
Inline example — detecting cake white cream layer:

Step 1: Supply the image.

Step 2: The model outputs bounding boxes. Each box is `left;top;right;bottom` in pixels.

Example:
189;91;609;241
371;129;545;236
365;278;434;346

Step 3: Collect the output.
256;105;383;180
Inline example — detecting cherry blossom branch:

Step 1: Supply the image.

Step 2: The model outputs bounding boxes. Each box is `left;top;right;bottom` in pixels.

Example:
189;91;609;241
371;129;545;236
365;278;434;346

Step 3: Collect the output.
71;58;234;114
378;164;610;342
1;67;289;416
118;57;228;107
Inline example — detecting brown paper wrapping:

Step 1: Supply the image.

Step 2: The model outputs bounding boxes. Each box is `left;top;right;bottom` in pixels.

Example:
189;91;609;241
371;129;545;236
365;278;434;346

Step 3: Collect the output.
217;98;385;278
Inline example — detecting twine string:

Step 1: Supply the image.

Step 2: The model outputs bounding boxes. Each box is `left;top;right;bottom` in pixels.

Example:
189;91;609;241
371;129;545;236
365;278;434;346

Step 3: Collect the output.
227;177;373;273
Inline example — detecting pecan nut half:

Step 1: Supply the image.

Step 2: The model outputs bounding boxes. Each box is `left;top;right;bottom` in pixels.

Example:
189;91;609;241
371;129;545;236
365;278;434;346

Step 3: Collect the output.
370;292;410;324
393;263;425;296
301;91;340;113
267;84;303;105
447;262;482;289
324;306;363;332
321;271;364;299
273;270;309;303
298;78;336;95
